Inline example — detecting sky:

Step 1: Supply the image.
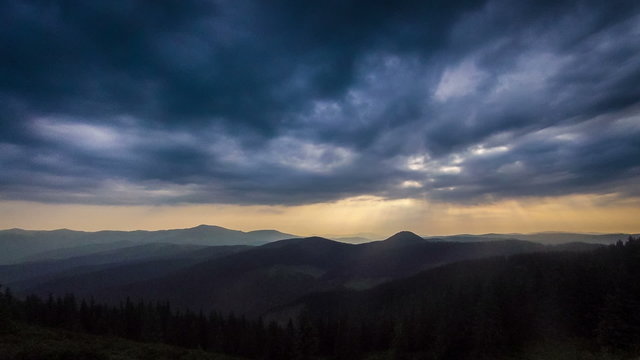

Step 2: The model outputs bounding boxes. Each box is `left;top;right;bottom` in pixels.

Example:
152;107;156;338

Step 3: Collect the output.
1;0;639;236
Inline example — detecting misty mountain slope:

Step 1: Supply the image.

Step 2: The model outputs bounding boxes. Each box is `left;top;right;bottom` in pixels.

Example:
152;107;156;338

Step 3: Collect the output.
0;225;296;264
17;259;211;295
23;232;582;318
22;240;141;262
41;242;210;267
0;229;96;264
107;237;358;316
3;244;250;291
426;232;635;245
25;236;363;316
0;243;207;285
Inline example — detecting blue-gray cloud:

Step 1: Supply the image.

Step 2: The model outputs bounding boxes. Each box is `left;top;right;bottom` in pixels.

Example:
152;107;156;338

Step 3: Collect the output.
0;0;639;205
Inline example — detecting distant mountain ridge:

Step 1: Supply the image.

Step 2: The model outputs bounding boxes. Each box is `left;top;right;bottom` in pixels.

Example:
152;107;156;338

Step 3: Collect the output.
0;225;297;264
2;225;629;265
424;231;635;245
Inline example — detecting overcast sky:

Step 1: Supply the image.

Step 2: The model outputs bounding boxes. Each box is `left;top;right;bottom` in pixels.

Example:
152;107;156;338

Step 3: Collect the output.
1;0;639;235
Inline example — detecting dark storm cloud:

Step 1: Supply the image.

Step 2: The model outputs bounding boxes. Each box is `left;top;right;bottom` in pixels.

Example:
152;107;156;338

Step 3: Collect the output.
1;0;639;205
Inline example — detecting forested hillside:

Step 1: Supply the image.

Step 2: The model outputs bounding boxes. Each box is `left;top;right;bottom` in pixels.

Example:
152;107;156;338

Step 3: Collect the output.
18;233;558;316
2;237;638;359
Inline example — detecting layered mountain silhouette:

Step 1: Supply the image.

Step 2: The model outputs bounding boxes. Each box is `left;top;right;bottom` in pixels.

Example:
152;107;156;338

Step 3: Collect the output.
0;243;249;289
0;225;295;264
17;231;600;317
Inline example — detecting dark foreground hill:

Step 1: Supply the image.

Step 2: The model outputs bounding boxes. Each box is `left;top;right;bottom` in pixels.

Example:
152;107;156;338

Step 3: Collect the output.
24;232;598;316
0;322;242;360
270;237;640;359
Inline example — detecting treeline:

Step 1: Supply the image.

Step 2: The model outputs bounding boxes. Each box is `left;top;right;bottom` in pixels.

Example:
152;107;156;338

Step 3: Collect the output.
299;236;640;359
0;291;286;359
1;237;639;360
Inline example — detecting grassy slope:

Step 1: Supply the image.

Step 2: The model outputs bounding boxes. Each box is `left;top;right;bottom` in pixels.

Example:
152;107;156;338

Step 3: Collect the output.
0;323;243;360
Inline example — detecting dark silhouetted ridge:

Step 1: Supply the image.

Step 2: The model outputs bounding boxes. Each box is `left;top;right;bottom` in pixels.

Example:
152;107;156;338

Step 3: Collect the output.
262;236;343;249
383;231;425;244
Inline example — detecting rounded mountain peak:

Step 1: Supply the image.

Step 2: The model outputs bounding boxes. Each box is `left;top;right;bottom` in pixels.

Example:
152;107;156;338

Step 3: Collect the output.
384;231;424;243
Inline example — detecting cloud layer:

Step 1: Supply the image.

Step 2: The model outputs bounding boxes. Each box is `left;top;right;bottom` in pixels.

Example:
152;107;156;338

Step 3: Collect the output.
1;0;639;205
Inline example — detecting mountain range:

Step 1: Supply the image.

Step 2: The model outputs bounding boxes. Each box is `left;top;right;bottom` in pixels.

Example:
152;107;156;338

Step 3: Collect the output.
0;225;631;318
0;225;295;264
1;225;636;359
3;230;604;318
425;231;636;244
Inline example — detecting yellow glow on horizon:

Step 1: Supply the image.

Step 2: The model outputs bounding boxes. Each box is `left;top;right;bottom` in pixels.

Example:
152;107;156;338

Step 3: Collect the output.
0;194;638;237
